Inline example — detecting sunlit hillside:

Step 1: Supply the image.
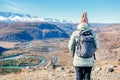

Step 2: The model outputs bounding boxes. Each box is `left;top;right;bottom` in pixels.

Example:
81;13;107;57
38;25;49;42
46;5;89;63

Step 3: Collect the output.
0;24;120;80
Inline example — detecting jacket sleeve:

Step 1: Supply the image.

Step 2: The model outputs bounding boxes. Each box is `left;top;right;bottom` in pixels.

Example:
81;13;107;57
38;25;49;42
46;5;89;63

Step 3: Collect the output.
94;32;99;50
93;31;99;60
68;32;76;57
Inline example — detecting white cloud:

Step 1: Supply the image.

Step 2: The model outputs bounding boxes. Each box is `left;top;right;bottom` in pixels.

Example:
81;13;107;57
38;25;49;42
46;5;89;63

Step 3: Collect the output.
5;5;23;12
4;0;20;6
3;0;24;12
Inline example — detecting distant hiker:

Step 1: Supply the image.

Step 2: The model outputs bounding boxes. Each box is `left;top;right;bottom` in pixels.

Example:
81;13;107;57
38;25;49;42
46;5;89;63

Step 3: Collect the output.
50;56;57;69
69;12;99;80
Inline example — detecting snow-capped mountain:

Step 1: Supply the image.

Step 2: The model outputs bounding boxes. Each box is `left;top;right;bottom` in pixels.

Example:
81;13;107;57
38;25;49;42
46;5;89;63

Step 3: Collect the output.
0;11;68;23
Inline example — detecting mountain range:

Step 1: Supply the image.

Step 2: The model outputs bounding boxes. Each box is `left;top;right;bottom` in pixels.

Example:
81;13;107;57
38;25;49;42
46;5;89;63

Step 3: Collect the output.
0;11;69;23
0;22;70;41
0;11;75;41
0;11;119;42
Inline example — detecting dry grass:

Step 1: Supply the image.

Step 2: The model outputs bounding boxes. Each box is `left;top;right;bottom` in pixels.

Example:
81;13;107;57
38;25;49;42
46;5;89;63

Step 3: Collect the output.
1;25;120;80
0;41;20;48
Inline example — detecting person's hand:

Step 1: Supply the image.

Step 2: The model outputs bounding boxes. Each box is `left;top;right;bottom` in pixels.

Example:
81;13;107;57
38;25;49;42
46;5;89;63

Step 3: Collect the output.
80;12;88;23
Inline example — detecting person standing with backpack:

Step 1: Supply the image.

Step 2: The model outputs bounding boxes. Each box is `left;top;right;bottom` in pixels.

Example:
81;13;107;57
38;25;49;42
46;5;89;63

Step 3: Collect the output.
68;12;99;80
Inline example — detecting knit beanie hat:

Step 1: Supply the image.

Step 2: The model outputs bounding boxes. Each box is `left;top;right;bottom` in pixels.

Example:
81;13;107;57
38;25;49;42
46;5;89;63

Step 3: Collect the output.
77;12;91;30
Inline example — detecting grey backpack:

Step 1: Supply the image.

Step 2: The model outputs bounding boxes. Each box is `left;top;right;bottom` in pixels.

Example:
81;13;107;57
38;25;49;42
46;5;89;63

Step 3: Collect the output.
75;30;97;58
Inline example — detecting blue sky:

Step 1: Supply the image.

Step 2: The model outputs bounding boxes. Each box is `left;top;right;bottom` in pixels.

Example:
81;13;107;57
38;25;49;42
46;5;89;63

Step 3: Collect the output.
0;0;120;23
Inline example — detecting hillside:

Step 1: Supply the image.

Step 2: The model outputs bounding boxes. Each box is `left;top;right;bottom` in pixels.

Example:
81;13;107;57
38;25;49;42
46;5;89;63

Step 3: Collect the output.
96;24;120;60
0;46;7;55
0;24;120;80
0;22;69;41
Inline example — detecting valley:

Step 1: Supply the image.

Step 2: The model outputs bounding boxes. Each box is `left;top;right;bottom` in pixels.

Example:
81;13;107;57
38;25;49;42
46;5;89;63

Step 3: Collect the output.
0;23;120;80
0;12;120;79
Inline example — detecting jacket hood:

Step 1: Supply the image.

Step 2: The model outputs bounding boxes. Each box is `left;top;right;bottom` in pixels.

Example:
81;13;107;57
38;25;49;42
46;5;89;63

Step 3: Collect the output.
77;23;91;30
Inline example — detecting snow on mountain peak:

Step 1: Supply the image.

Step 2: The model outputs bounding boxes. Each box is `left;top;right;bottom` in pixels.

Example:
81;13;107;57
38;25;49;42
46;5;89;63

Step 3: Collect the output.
0;11;69;23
